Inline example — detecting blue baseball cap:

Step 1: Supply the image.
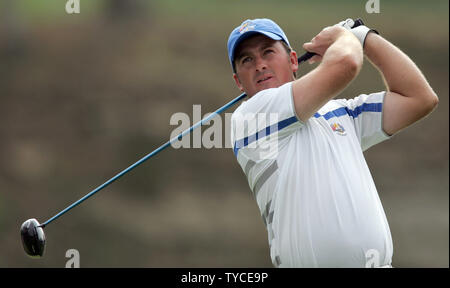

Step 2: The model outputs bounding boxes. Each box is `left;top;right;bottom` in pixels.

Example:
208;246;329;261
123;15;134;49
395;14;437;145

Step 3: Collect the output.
227;18;291;71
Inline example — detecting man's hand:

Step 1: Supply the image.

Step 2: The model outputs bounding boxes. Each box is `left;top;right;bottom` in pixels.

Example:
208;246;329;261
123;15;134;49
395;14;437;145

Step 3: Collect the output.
292;25;363;121
335;18;379;48
302;26;354;64
335;18;355;30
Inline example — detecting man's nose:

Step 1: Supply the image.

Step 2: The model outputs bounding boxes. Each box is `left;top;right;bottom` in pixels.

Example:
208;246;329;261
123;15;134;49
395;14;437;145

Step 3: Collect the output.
255;56;267;71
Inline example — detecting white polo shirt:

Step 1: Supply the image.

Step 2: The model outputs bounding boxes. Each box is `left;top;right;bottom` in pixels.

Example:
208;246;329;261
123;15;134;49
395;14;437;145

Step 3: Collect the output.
230;82;394;268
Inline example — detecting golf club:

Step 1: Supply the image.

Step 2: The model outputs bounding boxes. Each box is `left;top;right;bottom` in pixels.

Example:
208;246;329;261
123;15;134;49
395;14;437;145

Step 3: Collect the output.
20;19;364;258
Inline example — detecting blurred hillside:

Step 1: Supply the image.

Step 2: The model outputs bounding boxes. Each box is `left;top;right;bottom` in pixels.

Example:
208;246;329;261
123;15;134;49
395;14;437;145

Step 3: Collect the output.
0;0;448;267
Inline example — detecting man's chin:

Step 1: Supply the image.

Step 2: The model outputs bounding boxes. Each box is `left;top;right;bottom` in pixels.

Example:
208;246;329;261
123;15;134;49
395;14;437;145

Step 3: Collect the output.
255;82;279;93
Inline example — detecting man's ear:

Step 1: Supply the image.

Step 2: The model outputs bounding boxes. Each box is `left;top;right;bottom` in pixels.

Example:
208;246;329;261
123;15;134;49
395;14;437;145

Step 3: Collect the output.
233;73;245;92
290;50;299;74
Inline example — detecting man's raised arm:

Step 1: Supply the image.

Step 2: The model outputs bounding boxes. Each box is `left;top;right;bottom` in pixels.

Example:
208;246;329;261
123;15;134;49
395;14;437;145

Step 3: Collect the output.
292;26;363;122
363;32;438;136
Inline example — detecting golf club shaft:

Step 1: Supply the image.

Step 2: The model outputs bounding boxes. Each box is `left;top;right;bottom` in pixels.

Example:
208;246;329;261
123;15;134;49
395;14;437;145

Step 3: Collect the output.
40;92;247;228
41;19;364;227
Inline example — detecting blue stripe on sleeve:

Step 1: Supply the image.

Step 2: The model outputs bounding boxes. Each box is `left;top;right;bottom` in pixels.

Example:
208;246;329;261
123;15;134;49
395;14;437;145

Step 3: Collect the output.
233;116;298;156
315;103;382;119
234;102;381;156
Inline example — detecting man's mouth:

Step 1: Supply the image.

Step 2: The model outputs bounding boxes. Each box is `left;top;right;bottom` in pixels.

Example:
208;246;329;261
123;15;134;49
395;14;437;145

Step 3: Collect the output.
257;76;273;84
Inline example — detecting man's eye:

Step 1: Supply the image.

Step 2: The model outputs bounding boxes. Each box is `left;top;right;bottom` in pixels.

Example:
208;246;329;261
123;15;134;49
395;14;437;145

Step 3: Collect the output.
241;57;251;64
264;49;274;55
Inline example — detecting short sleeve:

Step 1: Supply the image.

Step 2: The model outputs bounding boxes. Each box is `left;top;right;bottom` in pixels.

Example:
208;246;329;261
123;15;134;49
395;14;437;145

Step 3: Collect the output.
230;82;303;158
339;91;392;151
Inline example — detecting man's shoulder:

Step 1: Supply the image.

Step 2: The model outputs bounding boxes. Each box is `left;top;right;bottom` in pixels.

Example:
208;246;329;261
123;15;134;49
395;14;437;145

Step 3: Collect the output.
316;98;348;115
232;82;293;116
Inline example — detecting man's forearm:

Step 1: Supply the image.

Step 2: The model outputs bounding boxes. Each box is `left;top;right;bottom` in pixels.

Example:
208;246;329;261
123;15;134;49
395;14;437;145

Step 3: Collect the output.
293;28;363;122
321;28;364;69
363;32;437;101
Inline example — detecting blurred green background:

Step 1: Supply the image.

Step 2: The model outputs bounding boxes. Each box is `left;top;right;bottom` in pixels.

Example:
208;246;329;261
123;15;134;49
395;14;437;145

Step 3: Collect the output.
0;0;448;267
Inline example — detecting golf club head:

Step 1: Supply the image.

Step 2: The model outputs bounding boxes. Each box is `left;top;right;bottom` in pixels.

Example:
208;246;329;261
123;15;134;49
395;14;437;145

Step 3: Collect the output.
20;218;46;258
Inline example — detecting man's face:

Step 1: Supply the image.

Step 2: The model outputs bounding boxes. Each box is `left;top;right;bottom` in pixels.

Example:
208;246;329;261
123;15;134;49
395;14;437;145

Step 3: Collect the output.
233;34;298;97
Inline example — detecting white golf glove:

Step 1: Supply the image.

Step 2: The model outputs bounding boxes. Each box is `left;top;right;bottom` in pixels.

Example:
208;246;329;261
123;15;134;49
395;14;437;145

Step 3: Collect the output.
335;18;379;48
336;18;355;30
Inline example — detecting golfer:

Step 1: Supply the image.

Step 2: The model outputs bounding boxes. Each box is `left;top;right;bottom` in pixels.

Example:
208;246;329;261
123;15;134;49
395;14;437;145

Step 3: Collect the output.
228;18;438;267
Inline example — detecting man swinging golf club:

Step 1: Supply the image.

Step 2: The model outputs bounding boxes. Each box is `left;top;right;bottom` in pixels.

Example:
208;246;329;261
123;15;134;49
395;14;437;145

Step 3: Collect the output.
19;17;437;267
228;18;438;267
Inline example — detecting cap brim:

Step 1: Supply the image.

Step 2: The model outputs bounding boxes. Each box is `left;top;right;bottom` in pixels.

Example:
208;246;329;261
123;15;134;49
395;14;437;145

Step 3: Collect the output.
231;30;283;64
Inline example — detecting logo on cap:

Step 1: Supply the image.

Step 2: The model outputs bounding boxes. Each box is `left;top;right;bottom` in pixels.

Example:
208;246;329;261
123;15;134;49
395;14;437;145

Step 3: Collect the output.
239;21;256;34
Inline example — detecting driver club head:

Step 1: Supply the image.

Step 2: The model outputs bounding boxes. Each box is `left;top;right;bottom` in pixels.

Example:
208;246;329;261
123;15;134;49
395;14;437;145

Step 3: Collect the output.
20;218;46;258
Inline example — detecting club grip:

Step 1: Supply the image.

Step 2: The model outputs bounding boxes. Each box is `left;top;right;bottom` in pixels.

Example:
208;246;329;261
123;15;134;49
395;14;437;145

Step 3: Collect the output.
298;18;365;63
